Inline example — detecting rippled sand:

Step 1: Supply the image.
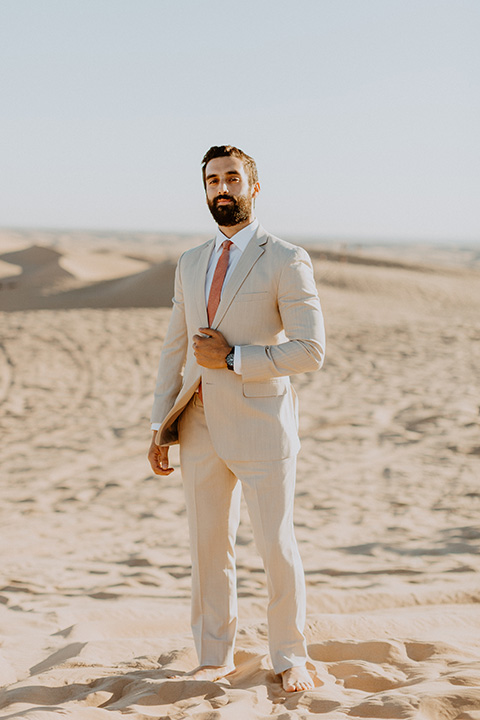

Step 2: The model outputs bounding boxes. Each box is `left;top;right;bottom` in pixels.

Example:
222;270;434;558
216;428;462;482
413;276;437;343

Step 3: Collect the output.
1;230;480;719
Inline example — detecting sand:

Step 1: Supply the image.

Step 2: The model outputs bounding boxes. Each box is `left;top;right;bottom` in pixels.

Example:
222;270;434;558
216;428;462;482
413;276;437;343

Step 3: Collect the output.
1;227;480;719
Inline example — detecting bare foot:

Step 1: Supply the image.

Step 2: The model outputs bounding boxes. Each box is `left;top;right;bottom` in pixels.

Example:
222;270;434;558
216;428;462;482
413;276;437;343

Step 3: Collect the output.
168;665;235;682
281;665;314;692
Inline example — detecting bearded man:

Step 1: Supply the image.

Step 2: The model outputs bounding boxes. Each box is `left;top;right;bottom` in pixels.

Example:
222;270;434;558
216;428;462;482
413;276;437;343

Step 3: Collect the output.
148;145;325;692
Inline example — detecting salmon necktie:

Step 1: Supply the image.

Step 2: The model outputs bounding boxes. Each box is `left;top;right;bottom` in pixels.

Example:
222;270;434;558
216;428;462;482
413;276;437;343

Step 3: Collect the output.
198;239;233;402
207;240;233;326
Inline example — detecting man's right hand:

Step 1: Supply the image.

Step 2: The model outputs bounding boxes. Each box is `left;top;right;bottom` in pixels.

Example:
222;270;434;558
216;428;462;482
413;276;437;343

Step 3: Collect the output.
148;432;174;475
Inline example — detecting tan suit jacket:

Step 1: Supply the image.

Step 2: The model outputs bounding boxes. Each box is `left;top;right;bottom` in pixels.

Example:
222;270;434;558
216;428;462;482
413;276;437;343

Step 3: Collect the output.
151;225;325;461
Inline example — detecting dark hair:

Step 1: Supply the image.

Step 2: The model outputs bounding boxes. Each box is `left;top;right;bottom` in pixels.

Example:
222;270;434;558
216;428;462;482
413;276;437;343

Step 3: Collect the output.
201;145;259;188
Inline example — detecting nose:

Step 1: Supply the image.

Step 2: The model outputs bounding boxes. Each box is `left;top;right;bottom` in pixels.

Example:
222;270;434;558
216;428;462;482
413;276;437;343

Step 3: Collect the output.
217;179;229;194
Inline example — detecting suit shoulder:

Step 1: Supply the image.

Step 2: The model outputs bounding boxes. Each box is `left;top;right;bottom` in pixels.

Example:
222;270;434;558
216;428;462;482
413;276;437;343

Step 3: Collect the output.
263;232;311;263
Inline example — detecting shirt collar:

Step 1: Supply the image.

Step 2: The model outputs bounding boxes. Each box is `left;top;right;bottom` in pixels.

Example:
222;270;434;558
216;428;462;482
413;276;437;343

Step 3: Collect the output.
214;218;259;253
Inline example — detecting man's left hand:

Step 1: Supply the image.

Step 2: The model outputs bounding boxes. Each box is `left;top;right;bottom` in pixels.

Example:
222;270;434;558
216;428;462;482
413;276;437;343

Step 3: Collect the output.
193;328;232;369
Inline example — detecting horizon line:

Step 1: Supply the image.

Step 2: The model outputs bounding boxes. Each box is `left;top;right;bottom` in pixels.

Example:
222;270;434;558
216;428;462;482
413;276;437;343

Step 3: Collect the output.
0;224;479;247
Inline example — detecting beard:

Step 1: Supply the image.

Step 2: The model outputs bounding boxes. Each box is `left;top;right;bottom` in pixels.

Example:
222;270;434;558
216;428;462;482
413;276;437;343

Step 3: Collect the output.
207;193;252;226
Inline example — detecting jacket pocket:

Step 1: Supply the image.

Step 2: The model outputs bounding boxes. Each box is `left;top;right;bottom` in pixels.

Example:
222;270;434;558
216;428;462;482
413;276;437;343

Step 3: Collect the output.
242;380;287;397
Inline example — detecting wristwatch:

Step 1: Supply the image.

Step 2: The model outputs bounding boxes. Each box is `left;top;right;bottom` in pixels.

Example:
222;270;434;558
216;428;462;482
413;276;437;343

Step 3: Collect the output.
225;348;235;371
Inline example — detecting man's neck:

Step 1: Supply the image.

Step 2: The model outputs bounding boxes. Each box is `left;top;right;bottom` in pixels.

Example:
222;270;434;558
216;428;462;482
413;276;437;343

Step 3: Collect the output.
217;215;255;238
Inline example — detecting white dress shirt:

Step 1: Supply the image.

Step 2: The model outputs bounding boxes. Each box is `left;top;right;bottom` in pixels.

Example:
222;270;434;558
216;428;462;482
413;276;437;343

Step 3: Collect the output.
205;219;259;309
151;219;258;431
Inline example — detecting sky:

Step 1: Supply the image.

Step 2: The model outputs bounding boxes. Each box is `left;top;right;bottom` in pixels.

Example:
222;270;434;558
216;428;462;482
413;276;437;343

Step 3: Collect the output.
1;0;479;242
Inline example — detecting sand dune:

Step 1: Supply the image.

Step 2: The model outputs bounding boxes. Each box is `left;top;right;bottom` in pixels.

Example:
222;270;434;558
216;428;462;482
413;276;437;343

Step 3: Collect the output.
1;243;72;284
59;251;150;282
3;233;480;315
1;231;480;719
48;260;178;309
0;260;21;280
0;244;176;311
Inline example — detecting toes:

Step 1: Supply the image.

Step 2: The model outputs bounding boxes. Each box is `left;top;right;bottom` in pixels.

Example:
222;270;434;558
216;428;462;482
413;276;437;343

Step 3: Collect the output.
281;668;315;692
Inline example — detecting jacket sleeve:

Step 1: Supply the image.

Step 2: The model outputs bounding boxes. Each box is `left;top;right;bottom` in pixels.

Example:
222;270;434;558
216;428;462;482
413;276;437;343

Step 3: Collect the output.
150;256;188;425
239;247;325;381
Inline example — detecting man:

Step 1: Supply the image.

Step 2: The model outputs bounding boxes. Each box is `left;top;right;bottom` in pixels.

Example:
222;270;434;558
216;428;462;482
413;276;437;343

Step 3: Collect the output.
148;145;325;692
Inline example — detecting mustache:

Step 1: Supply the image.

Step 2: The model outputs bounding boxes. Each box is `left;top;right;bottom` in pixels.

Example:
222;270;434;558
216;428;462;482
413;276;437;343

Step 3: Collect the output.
213;195;235;205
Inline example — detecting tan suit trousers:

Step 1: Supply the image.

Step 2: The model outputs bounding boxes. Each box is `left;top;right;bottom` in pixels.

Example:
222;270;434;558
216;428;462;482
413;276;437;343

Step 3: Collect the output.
178;393;307;674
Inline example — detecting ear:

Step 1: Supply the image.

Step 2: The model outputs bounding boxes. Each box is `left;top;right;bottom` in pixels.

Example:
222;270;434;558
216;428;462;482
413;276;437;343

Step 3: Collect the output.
252;182;260;199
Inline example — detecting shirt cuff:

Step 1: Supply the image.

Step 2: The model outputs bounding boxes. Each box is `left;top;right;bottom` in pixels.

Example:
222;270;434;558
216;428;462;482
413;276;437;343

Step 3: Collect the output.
233;346;241;375
151;423;161;431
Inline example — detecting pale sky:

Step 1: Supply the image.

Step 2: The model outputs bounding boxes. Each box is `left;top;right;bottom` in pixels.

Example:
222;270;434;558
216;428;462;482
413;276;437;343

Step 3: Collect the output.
1;0;479;241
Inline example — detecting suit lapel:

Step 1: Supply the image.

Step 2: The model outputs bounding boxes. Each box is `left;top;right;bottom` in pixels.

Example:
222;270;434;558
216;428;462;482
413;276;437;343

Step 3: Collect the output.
194;239;215;327
212;226;268;329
